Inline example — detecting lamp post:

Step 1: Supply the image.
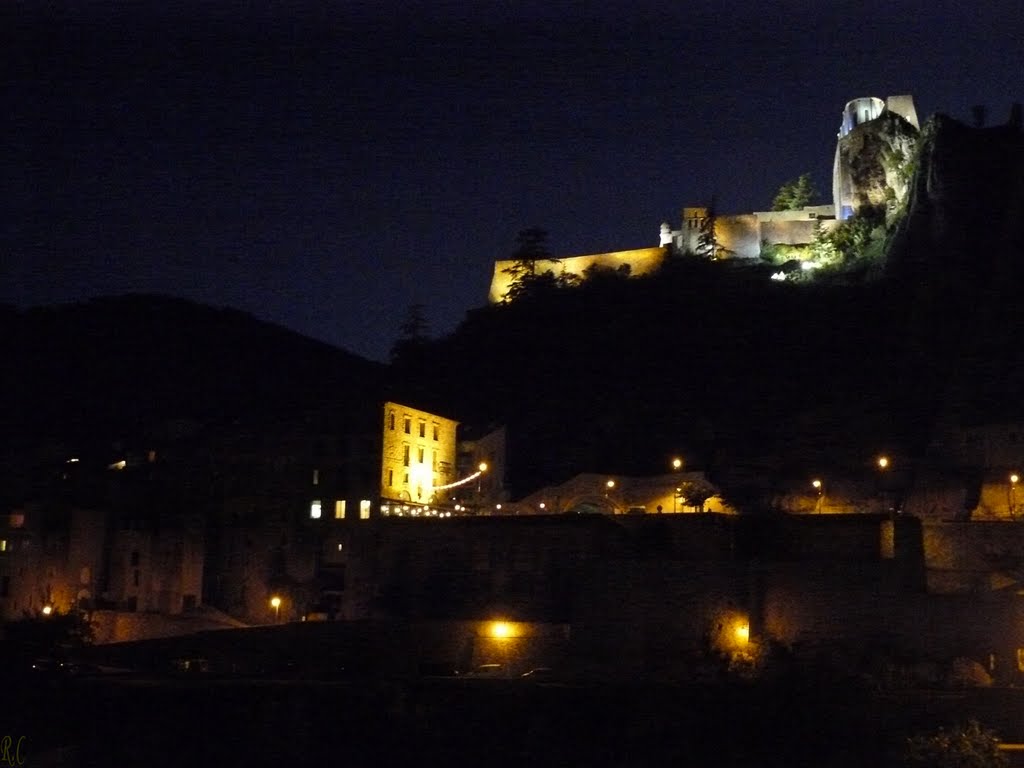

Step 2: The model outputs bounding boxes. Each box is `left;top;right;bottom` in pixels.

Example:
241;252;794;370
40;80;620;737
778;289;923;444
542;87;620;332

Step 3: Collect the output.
812;479;823;513
671;458;682;512
1011;473;1019;519
270;595;281;624
877;455;891;514
477;461;488;498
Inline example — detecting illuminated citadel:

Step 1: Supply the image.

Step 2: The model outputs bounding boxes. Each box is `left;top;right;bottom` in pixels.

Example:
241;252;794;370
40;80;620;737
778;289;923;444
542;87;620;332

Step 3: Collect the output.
489;95;920;303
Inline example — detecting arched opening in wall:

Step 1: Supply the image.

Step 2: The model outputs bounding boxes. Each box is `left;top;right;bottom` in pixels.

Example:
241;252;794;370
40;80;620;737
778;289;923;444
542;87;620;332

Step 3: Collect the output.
565;496;616;515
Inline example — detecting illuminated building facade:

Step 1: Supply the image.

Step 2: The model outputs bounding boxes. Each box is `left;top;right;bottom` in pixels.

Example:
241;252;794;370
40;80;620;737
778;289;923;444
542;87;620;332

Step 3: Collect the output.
487;95;918;301
380;401;459;509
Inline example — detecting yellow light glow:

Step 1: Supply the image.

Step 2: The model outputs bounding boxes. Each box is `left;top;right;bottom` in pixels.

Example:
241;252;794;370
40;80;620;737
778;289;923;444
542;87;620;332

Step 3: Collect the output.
1012;474;1020;485
672;458;682;470
606;479;615;489
877;456;889;470
734;622;749;644
270;596;281;609
478;462;488;473
812;479;822;490
108;460;126;470
489;621;513;639
42;605;53;616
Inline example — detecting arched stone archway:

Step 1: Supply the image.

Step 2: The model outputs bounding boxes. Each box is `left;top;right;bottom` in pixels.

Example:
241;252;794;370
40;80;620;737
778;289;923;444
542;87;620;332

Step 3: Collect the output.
562;494;618;515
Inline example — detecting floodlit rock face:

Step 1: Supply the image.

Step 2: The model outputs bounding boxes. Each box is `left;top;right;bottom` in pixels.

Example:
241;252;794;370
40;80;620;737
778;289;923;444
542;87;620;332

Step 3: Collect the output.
833;109;919;221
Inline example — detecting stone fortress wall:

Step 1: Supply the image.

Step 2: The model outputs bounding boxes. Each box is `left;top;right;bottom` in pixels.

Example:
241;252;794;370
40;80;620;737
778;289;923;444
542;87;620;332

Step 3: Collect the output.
487;95;917;303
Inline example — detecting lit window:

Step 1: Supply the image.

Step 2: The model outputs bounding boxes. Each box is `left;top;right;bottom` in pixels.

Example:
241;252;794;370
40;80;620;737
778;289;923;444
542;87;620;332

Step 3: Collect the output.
418;447;425;464
0;540;6;552
403;417;411;434
403;445;410;467
312;469;319;486
334;500;346;519
419;422;426;438
310;500;322;519
359;500;371;520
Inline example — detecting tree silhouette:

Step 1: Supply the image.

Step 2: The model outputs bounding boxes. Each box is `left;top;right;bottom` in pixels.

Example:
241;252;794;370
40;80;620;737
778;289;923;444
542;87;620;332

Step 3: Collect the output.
696;197;718;260
389;303;431;366
502;228;568;301
772;174;816;211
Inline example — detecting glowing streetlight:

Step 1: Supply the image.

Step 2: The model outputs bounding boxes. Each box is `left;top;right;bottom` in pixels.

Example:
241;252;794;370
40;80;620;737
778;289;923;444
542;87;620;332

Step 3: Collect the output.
1011;473;1020;519
270;595;281;623
877;456;889;470
489;620;513;639
42;605;53;616
671;458;683;471
606;479;615;490
812;479;823;513
476;461;488;497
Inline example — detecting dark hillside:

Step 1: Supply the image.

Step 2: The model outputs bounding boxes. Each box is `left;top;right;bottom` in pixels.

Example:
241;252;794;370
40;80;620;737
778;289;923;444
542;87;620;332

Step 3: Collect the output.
403;114;1024;499
400;262;922;498
0;294;385;456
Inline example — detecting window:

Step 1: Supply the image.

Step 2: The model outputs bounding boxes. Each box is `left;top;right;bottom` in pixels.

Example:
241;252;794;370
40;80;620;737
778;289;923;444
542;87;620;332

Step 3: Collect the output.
359;500;371;520
432;451;437;471
387;469;393;487
133;570;140;587
403;445;410;467
418;447;425;463
0;540;6;553
130;550;139;566
403;417;411;434
433;424;439;441
419;422;426;438
334;500;346;519
310;500;322;519
312;469;319;486
388;412;395;430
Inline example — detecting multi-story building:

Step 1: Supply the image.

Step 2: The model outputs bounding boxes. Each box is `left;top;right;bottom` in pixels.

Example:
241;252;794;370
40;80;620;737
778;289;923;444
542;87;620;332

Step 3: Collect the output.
379;401;459;511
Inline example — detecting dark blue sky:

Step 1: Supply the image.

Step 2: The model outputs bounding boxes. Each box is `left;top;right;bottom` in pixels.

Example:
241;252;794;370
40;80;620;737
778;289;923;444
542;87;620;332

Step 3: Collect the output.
4;0;1022;361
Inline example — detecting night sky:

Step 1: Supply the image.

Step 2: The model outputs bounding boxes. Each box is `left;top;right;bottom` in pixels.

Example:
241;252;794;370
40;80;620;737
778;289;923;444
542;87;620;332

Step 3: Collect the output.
4;1;1022;362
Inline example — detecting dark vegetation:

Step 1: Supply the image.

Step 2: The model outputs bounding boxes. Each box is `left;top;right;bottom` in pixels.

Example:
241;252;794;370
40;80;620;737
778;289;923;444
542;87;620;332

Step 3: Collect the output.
392;114;1024;500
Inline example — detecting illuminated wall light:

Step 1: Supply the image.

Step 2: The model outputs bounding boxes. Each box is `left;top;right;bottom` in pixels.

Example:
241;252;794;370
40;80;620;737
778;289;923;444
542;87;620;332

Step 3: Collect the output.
489;621;513;639
734;622;750;644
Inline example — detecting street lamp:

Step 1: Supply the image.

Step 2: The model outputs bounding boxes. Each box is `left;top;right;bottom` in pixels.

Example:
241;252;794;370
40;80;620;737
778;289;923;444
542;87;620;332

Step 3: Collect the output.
1011;473;1019;519
671;458;683;512
876;456;892;513
270;595;281;623
812;479;823;513
477;461;488;497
